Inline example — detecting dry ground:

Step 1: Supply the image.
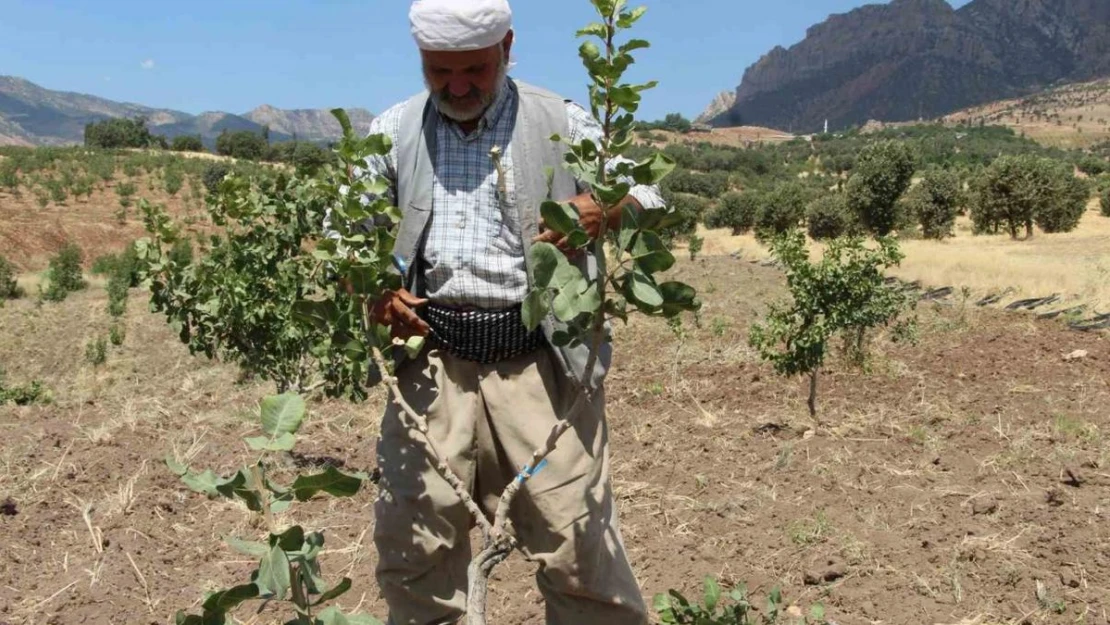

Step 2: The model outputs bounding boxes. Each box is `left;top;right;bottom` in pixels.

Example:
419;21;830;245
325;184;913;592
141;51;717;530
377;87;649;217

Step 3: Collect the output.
2;253;1109;625
695;204;1110;316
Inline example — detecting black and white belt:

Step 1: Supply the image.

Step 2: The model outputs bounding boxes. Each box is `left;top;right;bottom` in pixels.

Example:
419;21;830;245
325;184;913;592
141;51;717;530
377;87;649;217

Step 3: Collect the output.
420;302;545;364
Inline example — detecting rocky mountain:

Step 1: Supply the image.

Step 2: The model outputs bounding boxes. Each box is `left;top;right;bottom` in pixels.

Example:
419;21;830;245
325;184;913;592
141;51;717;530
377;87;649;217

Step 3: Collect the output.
244;105;374;143
694;91;736;125
706;0;1110;133
0;75;373;147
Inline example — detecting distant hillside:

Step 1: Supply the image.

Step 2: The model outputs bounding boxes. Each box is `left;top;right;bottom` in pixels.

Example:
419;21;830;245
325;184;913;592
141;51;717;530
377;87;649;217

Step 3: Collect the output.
938;77;1110;148
706;0;1110;133
0;75;373;148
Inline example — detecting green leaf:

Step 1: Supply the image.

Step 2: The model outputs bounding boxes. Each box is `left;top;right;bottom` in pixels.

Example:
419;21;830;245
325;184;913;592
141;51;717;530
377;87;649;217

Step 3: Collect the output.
575;22;608;38
530;242;562;288
200;583;259;612
244;432;297;452
260;393;305;437
631;231;675;274
225;537;269;558
540;200;580;235
403;335;425;360
522;288;549;332
181;469;223;497
273;525;306;552
617;6;647;28
659;281;701;316
270;497;293;515
627;271;663;309
165;455;188;477
330;109;353;137
619;38;651;54
291;466;364;500
703;576;721;613
293;300;339;332
549;264;598;321
632;153;676;186
255;544;291;600
595;183;630;208
565;229;591;250
310;577;353;607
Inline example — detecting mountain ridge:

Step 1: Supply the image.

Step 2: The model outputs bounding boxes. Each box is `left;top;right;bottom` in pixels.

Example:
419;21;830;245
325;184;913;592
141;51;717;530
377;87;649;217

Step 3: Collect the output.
706;0;1110;133
0;75;373;147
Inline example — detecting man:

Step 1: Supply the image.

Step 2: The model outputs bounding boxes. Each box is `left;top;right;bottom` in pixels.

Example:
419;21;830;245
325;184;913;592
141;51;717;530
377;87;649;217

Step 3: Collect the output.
361;1;664;623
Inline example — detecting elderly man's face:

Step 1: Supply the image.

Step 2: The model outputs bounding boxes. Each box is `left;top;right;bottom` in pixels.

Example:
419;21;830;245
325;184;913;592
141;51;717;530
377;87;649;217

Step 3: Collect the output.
422;37;510;122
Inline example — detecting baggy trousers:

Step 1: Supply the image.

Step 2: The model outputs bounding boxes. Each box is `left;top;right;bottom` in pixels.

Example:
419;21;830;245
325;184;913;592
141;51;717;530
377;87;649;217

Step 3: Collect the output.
373;347;648;625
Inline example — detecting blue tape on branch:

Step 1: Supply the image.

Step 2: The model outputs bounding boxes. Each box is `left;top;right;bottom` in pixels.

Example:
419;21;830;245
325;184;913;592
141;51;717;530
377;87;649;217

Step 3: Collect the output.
514;459;550;484
392;254;408;275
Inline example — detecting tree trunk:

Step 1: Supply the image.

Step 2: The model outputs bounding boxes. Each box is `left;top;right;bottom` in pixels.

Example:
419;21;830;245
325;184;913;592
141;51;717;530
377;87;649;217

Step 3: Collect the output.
807;370;818;418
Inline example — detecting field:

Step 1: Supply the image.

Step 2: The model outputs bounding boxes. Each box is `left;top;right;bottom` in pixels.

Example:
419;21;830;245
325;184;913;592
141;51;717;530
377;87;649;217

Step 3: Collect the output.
937;79;1110;150
2;138;1110;624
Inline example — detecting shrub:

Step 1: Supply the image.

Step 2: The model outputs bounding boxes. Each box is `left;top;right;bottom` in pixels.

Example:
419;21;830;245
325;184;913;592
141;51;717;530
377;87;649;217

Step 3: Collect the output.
41;242;87;302
1077;156;1107;176
903;168;960;240
84;117;160;149
705;190;758;235
0;254;24;302
805;193;854;240
755;181;807;242
749;230;914;417
203;162;232;195
844;140;917;236
663;169;730;199
85;336;107;366
0;374;48;405
0;161;18;194
659;190;711;245
216;130;268;161
164;167;184;196
1101;187;1110;217
171;135;205;152
109;324;126;346
971;154;1088;238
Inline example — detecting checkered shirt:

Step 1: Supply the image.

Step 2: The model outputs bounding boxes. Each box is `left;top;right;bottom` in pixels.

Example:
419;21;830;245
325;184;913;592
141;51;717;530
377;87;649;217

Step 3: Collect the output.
358;77;664;309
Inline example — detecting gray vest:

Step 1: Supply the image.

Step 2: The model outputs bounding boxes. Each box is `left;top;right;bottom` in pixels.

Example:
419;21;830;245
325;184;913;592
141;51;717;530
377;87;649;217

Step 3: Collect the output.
390;78;610;389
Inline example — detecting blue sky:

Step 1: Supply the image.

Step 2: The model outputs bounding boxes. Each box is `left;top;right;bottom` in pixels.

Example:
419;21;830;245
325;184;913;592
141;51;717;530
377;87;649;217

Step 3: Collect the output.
1;0;972;121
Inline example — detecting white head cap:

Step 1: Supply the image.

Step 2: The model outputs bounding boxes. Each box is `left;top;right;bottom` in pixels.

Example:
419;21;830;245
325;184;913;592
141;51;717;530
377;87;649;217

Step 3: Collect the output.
409;0;513;52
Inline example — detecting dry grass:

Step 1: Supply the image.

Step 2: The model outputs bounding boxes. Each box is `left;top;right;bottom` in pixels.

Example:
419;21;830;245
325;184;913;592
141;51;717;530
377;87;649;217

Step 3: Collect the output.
694;206;1110;313
939;78;1110;149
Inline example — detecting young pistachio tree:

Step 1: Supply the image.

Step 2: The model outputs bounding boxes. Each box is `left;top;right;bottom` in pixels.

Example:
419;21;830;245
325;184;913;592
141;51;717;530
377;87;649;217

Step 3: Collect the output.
311;2;698;623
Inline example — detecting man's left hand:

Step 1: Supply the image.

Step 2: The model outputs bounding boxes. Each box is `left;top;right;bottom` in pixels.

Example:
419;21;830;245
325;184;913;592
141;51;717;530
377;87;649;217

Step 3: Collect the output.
533;192;636;254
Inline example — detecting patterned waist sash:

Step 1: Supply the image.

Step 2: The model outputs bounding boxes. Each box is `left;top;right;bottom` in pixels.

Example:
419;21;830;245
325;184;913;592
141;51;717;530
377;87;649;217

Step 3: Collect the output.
421;302;545;364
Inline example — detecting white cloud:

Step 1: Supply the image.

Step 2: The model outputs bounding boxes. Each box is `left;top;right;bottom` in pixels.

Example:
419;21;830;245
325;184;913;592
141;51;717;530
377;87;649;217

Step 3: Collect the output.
140;59;155;70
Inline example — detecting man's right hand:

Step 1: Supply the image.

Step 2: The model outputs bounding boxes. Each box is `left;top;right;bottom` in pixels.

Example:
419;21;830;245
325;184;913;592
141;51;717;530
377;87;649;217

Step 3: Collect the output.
368;288;431;340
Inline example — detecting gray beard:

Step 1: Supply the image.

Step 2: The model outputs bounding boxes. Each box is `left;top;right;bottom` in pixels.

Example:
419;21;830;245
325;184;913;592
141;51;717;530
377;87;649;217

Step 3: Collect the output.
426;59;509;122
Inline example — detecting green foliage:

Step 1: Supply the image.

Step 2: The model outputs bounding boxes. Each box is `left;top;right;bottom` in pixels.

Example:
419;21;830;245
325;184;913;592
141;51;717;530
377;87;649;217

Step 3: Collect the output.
844;140;917;236
971;154;1087;238
85;116;162;149
171;135;205;152
805;193;854;240
640;112;693;133
164;167;184;196
41;242;88;302
0;160;19;194
903;168;961;240
0;370;49;406
268;142;334;175
1101;186;1110;217
85;335;107;366
216;130;268;161
109;324;126;346
749;230;913;416
518;3;699;351
658;190;711;244
755;181;807;242
663;169;730;199
655;576;823;625
688;234;704;261
1077;156;1107;176
706;190;758;235
0;254;23;302
166;393;381;625
203;162;232;195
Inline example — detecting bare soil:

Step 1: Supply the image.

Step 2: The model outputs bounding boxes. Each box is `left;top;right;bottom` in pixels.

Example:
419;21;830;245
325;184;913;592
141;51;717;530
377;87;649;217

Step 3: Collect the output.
2;253;1108;625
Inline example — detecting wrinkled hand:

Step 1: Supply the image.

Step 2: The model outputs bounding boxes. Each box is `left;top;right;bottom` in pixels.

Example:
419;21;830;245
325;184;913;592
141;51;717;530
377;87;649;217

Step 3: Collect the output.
368;288;430;340
532;192;606;254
